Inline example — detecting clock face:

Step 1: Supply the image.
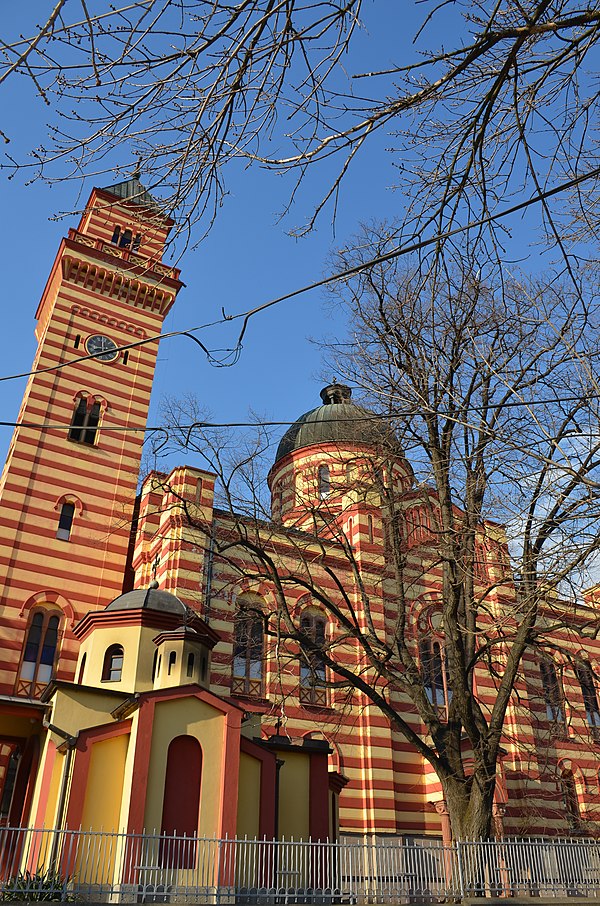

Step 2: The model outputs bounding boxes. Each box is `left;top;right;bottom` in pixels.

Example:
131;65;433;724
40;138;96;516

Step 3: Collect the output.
86;334;119;362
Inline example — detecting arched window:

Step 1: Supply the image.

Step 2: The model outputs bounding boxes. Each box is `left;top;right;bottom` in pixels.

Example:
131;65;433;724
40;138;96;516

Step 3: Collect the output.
293;472;301;505
69;397;101;445
56;502;75;541
119;228;133;249
151;648;159;681
575;661;600;737
77;653;87;685
367;515;374;544
186;653;195;678
232;611;263;697
561;769;581;830
102;645;124;682
408;507;431;546
299;612;327;706
474;539;491;582
318;465;330;499
17;611;60;697
345;462;357;486
168;651;176;675
540;659;565;728
419;638;452;716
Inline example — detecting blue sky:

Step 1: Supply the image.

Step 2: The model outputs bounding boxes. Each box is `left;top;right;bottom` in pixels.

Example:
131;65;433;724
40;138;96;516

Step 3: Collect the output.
0;2;423;472
0;2;549;475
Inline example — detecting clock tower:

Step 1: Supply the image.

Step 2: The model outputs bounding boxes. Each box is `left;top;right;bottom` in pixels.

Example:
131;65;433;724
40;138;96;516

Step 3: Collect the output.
0;177;183;705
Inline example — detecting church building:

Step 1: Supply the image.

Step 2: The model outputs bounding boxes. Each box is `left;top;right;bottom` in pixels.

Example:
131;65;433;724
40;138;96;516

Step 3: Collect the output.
1;179;600;843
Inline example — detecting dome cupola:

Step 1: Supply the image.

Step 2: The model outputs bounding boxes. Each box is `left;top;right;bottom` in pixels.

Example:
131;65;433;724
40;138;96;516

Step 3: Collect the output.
274;382;399;464
269;383;412;529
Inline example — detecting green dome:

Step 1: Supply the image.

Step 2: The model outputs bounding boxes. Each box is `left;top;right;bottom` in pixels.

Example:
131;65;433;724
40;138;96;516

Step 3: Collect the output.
274;383;398;464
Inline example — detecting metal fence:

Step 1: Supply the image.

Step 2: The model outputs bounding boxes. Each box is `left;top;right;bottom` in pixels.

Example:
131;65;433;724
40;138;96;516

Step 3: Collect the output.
2;827;600;902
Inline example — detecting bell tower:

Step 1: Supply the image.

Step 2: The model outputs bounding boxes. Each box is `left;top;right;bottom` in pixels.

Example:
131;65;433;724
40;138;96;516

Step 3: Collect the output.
0;177;183;698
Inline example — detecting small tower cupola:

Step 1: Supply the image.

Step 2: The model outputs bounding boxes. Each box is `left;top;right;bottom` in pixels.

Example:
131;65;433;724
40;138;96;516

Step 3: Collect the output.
73;582;219;694
152;624;215;690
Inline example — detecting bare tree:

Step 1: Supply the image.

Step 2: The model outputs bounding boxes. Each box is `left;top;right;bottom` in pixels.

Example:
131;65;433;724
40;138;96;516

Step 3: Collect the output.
153;253;600;838
2;2;599;256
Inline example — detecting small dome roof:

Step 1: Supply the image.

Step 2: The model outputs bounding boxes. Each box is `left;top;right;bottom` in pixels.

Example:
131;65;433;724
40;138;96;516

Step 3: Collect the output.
105;582;186;616
274;383;399;464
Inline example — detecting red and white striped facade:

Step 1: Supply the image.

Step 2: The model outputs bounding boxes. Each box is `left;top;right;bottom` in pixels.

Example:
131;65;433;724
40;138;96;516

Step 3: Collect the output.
132;448;600;841
0;184;600;840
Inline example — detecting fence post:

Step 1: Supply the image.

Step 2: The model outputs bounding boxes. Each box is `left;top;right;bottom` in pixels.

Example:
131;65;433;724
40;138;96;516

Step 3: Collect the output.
456;841;465;899
216;838;222;904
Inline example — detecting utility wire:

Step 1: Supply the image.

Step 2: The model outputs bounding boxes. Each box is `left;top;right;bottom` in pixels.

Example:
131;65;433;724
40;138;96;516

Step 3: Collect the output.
0;164;597;386
1;390;599;435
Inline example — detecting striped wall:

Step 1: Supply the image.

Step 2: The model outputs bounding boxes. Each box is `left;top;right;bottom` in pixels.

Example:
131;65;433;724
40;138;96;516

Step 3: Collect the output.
132;460;600;840
0;185;182;697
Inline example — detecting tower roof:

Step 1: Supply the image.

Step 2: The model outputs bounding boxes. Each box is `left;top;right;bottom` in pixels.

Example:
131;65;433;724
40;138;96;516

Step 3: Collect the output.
101;175;161;212
274;383;399;464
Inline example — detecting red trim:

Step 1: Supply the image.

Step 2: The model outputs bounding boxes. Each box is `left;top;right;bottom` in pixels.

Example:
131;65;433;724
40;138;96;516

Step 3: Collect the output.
127;699;155;833
0;702;45;720
240;737;277;839
219;710;241;838
137;683;245;714
65;719;131;831
74;608;186;640
309;751;330;841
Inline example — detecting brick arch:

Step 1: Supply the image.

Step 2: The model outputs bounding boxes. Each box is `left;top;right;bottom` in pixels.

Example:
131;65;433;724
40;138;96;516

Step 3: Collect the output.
302;730;344;773
232;580;276;611
570;649;600;673
408;594;443;635
558;758;586;819
54;493;84;518
71;390;109;413
18;590;75;625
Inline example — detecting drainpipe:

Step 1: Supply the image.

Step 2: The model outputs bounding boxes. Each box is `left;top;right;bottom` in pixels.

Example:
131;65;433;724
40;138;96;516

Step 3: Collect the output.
274;759;284;841
203;530;215;624
43;719;78;869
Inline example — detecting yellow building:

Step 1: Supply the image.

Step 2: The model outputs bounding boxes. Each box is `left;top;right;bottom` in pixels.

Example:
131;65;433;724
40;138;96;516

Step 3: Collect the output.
31;584;342;843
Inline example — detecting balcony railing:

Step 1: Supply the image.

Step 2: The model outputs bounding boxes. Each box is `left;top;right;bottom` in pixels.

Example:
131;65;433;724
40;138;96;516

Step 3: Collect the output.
68;229;179;280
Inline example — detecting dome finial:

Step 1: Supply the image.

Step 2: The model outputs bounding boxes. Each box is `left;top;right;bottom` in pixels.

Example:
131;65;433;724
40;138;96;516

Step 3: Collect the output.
320;382;351;405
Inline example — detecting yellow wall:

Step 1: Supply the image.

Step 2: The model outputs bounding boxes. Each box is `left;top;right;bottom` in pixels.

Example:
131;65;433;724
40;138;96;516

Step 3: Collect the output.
43;751;64;829
47;687;129;739
144;697;225;836
29;740;64;829
278;752;310;839
237;753;261;839
77;623;159;693
117;709;141;831
79;734;129;833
